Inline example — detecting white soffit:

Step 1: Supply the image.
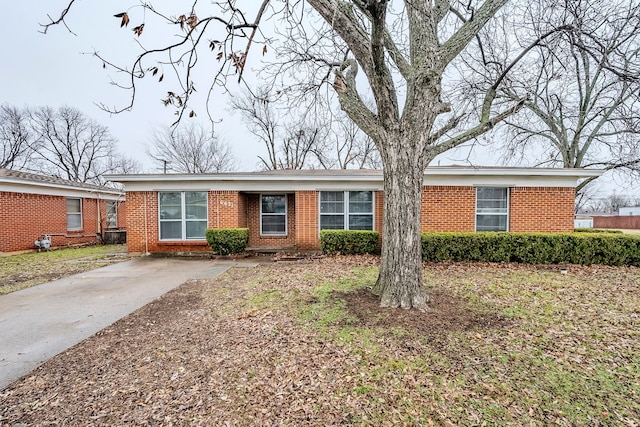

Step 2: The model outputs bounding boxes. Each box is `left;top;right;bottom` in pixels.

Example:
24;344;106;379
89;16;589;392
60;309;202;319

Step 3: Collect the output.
0;181;123;199
107;167;603;192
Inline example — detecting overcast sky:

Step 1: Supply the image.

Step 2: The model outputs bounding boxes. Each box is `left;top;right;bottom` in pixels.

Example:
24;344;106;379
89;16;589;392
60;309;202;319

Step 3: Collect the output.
0;1;636;199
0;1;268;172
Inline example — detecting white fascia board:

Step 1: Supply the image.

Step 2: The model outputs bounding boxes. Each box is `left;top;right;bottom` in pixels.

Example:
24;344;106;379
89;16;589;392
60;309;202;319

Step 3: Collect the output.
120;180;384;192
108;168;603;192
0;181;123;199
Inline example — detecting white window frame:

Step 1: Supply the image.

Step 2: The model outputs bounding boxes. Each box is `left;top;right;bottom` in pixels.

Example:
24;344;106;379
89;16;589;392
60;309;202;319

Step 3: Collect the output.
66;198;82;230
260;194;288;236
158;191;208;241
106;200;118;229
475;187;509;232
319;191;375;232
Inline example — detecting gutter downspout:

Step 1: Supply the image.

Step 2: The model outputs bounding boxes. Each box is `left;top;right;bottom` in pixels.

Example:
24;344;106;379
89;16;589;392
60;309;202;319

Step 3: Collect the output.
144;192;149;255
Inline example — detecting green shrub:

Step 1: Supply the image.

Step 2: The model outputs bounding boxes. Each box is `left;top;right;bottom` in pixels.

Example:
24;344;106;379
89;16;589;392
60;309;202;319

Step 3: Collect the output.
205;228;249;255
574;228;623;234
320;230;379;255
421;232;640;266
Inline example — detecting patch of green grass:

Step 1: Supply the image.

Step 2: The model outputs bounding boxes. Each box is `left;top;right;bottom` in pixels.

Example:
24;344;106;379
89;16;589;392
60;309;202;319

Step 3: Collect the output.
0;245;128;294
297;267;376;329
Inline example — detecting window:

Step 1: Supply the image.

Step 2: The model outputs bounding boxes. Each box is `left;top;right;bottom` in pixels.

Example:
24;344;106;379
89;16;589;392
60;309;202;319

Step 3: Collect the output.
320;191;374;231
476;187;509;231
261;194;287;235
106;200;118;229
66;198;82;230
159;191;207;240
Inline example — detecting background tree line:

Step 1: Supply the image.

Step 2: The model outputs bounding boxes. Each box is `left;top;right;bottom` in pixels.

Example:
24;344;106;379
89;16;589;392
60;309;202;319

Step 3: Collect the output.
0;104;139;184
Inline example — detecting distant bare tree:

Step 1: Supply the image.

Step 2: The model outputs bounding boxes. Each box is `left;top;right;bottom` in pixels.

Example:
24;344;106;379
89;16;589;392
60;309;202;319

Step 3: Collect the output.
0;105;31;170
147;123;235;173
585;193;632;214
29;105;138;183
500;0;640;193
233;88;380;170
322;114;381;169
231;87;327;170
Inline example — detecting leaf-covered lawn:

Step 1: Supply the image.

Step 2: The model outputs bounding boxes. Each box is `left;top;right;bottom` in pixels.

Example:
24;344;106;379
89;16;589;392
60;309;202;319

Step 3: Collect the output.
1;257;638;426
0;245;129;294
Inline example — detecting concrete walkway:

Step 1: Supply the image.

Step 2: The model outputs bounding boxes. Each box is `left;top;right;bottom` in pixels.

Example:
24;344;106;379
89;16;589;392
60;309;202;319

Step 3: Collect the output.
0;257;253;390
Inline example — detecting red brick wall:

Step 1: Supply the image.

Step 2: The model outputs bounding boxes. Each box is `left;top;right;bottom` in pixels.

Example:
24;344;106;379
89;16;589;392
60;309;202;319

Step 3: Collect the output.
247;194;296;248
295;190;319;250
0;192;105;253
123;185;577;254
421;186;476;231
124;192;151;253
510;187;575;232
209;191;245;229
126;190;247;254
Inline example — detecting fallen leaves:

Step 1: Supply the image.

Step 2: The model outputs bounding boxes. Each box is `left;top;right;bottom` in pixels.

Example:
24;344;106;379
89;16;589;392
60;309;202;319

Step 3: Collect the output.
1;258;639;425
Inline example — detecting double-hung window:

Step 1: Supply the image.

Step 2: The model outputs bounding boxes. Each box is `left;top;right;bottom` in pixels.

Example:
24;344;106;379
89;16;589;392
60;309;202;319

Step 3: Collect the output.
476;187;509;231
159;191;208;240
319;191;374;231
66;198;82;230
106;200;118;229
261;194;287;235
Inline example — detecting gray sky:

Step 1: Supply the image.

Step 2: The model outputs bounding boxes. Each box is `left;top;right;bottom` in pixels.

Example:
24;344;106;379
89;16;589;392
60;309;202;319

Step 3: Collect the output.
0;0;264;172
0;1;636;200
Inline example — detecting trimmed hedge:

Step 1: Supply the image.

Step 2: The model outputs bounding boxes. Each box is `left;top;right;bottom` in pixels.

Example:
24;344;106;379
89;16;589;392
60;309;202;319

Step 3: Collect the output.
421;232;640;266
206;228;249;255
320;230;379;255
574;228;623;234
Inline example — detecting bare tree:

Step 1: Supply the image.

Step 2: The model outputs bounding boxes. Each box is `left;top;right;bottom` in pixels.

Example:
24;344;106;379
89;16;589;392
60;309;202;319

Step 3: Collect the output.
43;0;575;309
147;123;236;173
0;105;32;170
29;105;138;184
231;87;328;170
326;113;381;170
499;0;640;193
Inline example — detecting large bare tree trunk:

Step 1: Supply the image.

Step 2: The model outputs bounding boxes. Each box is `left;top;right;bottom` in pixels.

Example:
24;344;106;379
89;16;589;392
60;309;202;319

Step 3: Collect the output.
372;138;429;310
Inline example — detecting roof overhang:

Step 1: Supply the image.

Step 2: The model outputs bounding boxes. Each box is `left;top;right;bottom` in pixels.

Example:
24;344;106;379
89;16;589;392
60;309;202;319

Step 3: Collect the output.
0;177;124;199
106;167;603;193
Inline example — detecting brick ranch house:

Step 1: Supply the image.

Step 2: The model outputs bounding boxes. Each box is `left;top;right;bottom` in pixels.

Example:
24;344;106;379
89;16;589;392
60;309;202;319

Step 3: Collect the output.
107;167;601;255
0;168;126;254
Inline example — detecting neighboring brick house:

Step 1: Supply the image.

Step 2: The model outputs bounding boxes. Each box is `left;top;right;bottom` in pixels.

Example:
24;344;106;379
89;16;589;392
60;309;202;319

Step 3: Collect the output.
0;169;126;254
108;167;601;255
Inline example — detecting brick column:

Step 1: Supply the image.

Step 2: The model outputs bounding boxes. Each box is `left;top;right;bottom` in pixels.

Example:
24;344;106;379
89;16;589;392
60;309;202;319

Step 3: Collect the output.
295;190;319;250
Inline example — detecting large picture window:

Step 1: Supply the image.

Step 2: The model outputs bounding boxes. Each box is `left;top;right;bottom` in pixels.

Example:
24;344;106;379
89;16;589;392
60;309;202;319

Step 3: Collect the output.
66;198;82;230
476;187;509;231
159;191;207;240
320;191;374;231
261;194;287;235
106;200;118;229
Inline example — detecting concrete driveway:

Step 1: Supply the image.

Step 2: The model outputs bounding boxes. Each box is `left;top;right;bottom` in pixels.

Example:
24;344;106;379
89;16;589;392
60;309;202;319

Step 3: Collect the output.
0;257;252;390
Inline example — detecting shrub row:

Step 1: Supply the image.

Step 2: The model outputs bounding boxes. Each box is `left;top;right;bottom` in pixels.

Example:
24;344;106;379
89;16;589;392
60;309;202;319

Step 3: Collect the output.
574;228;623;234
206;228;249;255
421;232;640;265
320;230;379;255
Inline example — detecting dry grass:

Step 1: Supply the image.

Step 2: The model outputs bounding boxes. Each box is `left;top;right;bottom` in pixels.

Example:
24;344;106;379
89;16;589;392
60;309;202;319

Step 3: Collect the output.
1;257;638;426
0;245;129;294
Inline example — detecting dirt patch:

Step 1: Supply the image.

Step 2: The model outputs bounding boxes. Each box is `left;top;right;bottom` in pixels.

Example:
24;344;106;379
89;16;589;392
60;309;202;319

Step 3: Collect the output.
338;287;509;335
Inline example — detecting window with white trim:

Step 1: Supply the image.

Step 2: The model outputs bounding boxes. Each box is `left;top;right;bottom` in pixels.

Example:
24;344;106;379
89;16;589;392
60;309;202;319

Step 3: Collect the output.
261;194;287;235
106;200;118;229
66;198;82;230
159;191;207;240
476;187;509;231
320;191;374;230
